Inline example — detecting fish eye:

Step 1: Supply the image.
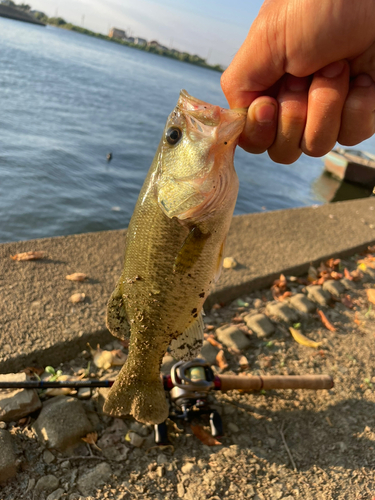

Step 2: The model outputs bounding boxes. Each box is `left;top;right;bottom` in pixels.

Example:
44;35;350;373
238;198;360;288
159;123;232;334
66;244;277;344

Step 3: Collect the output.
166;127;182;145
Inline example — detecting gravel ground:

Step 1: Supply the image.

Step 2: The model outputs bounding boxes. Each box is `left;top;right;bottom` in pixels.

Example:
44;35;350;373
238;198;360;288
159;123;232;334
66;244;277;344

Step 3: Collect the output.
1;249;375;500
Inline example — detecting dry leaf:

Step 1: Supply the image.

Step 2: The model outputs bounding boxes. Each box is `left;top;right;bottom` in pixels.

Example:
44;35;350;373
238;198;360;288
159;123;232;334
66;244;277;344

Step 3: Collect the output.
367;289;375;305
66;272;88;281
354;312;362;326
330;271;343;280
350;269;363;281
110;349;127;366
317;309;336;332
308;265;318;282
341;295;354;309
216;350;228;370
70;292;85;303
279;291;292;301
191;424;221;446
205;335;224;350
82;432;101;451
21;366;44;377
10;251;46;261
289;327;322;348
344;268;353;281
93;349;113;370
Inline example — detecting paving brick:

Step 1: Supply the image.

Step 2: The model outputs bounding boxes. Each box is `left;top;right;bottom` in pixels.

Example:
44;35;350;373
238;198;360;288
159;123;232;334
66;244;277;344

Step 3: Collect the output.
266;302;298;323
200;340;219;365
0;372;41;422
289;293;316;314
322;279;346;298
306;285;331;306
216;325;251;350
244;313;275;338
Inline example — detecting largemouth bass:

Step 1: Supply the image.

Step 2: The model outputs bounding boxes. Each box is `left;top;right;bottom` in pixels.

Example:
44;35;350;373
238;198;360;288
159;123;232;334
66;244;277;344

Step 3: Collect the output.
104;90;246;424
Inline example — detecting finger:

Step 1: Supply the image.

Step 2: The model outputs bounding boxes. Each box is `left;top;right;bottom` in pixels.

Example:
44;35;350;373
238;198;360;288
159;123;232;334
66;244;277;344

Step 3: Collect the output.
268;75;309;164
301;60;350;157
338;74;375;145
238;97;278;154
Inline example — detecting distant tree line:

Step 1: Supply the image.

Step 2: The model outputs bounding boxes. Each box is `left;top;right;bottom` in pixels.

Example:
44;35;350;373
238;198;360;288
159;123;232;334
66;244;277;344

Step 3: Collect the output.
6;1;223;72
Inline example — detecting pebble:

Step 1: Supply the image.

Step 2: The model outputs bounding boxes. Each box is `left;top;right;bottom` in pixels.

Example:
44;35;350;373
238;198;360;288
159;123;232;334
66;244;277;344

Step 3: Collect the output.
0;372;42;422
289;293;316;314
266;302;298;323
177;483;185;497
35;474;59;493
200;340;220;365
157;465;165;477
77;387;92;400
157;454;169;465
340;277;357;290
43;449;55;464
181;462;199;474
322;279;346;298
77;462;112;495
46;488;65;500
244;313;275;338
227;422;240;433
223;256;237;269
129;431;144;447
253;298;264;309
0;429;17;483
0;422;7;429
306;285;331;306
216;324;251;350
33;396;93;451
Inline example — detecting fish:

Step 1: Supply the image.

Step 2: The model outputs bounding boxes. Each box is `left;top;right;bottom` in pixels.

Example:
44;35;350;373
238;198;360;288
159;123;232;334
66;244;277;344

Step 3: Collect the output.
103;90;246;424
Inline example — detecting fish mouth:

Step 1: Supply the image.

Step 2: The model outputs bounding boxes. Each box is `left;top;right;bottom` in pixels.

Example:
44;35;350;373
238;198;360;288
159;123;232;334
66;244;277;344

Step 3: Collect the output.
177;89;246;144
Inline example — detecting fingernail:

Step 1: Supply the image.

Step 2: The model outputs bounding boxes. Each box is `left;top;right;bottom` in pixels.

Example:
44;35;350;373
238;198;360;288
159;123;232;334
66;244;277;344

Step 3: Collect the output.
254;103;276;124
286;75;309;92
354;74;373;87
321;61;345;78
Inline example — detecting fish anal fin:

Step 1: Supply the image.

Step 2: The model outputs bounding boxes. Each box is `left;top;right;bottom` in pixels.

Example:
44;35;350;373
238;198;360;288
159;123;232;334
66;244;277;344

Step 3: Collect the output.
106;282;130;340
173;226;210;274
169;313;204;361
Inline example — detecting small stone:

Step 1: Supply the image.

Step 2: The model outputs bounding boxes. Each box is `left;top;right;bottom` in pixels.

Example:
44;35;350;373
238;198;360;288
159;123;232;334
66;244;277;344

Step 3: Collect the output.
157;454;169;465
0;422;7;429
0;372;42;422
200;340;219;365
129;431;144;447
43;449;55;464
61;460;71;470
244;313;275;338
253;298;264;309
77;387;91;400
216;325;251;350
0;429;17;483
46;488;65;500
27;478;36;492
227;422;240;433
289;293;316;314
322;279;346;298
181;462;199;474
160;354;177;375
33;396;93;451
223;256;237;269
177;483;185;497
35;474;59;493
266;302;298;323
77;462;112;496
130;421;149;437
157;465;165;477
306;285;331;306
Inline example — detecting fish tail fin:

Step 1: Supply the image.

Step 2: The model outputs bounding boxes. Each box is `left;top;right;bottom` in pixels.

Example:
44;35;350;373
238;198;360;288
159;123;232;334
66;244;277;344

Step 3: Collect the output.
103;361;168;424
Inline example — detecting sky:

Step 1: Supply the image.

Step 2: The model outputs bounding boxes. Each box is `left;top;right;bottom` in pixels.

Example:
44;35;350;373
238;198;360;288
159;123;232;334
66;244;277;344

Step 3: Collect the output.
27;0;264;66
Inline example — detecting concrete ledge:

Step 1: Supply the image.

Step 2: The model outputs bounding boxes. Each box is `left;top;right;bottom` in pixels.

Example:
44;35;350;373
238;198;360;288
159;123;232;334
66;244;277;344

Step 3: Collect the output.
1;197;374;372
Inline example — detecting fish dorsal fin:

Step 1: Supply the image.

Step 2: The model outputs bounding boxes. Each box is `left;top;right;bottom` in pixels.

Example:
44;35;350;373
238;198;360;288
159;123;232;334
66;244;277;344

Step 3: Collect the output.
169;313;204;361
106;282;130;340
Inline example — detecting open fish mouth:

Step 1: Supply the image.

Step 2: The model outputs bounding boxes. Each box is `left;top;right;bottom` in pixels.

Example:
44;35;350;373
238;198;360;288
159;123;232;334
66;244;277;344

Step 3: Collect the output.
177;89;247;144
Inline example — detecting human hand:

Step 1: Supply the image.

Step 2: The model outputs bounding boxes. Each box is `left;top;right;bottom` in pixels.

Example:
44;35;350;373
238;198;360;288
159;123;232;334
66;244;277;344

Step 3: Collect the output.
221;0;375;164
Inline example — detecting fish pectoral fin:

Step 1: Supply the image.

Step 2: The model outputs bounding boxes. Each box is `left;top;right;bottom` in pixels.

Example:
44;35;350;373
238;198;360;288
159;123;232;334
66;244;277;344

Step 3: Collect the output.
106;282;131;340
214;235;227;283
169;313;204;361
173;226;211;274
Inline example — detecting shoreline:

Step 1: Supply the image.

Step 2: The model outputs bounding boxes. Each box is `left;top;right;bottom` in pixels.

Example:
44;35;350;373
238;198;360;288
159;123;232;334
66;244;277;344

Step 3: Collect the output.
1;197;374;373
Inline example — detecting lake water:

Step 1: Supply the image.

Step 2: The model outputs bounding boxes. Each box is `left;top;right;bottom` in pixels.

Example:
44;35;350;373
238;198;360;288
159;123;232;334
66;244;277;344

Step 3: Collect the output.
1;17;374;244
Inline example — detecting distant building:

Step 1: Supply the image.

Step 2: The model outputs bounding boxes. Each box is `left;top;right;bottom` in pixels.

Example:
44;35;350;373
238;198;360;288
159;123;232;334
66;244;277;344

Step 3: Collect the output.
109;28;126;40
134;37;147;46
148;40;160;48
124;36;134;43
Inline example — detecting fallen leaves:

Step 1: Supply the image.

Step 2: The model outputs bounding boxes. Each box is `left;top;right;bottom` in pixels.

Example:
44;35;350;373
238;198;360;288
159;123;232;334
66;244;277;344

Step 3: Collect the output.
66;272;88;281
289;327;322;348
341;295;354;309
271;274;292;301
204;334;223;350
82;432;101;451
216;350;229;370
89;344;127;370
191;424;221;446
317;309;336;332
307;260;343;286
366;289;375;305
70;292;86;303
10;251;46;261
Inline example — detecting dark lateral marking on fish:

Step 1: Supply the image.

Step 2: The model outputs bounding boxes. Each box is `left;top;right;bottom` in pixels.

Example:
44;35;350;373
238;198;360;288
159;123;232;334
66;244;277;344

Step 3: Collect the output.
224;142;227;145
191;308;197;314
199;292;205;298
173;226;211;274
